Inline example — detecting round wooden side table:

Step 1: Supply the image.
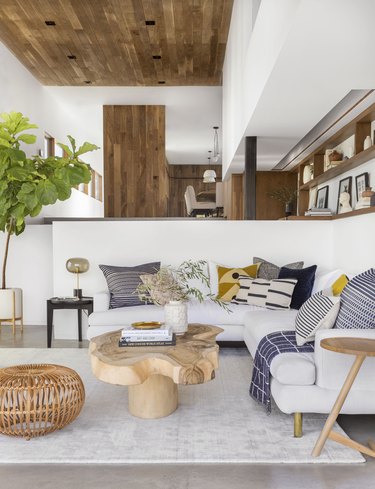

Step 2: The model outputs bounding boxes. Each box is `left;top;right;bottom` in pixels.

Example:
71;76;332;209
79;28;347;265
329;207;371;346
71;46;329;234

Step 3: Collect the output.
312;337;375;458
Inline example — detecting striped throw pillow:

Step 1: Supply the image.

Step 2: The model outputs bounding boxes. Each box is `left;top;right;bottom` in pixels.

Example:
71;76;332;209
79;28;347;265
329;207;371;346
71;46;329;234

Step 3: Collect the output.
335;269;375;330
295;290;340;346
233;276;297;310
99;262;160;309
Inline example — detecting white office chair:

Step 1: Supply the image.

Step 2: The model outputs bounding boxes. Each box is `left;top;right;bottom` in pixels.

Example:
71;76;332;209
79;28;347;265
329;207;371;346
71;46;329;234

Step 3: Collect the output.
184;185;216;217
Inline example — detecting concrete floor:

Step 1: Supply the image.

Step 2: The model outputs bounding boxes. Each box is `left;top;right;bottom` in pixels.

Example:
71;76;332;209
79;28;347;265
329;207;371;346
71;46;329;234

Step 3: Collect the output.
0;325;374;489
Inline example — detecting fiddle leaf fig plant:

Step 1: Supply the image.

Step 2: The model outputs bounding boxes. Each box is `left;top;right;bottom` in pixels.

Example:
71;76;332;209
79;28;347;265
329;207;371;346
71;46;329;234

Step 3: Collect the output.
0;111;99;289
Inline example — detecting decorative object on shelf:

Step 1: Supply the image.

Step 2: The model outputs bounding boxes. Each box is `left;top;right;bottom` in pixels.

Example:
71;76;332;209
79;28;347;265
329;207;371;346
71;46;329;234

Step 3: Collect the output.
164;300;188;334
203;152;216;183
337;177;352;214
212;126;220;163
308;186;318;210
0;363;85;439
355;172;370;201
316;186;329;209
347;146;354;158
324;149;343;171
363;135;373;150
356;184;374;210
302;163;314;184
66;258;90;298
268;186;297;217
0;112;98;333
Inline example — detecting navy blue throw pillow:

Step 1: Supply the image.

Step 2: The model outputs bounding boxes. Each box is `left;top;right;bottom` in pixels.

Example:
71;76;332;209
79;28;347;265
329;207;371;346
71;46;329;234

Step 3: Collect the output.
278;265;317;310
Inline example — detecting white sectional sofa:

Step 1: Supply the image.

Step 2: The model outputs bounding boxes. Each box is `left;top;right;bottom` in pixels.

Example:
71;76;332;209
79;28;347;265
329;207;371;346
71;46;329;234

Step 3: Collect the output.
88;276;375;437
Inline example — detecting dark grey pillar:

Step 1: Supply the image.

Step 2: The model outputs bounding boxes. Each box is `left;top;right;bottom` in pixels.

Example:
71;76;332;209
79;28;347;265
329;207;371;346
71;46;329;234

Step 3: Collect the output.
244;136;257;220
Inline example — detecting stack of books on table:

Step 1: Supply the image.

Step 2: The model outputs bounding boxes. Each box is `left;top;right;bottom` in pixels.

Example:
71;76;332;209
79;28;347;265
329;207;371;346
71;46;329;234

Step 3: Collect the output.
305;208;333;217
119;325;176;347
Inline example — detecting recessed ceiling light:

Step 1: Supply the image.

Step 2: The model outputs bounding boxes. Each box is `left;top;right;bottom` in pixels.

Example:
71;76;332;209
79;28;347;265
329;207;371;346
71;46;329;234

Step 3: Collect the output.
84;80;92;84
67;55;77;60
145;20;155;25
45;20;56;26
158;81;165;84
153;55;161;60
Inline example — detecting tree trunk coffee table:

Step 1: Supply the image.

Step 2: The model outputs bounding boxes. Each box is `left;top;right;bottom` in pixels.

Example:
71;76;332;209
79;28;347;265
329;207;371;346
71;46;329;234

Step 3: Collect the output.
89;324;223;419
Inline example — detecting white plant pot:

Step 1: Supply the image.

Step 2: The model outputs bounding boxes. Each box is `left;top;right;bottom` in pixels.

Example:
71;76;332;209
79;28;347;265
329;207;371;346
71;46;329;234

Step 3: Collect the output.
164;301;188;335
0;288;23;320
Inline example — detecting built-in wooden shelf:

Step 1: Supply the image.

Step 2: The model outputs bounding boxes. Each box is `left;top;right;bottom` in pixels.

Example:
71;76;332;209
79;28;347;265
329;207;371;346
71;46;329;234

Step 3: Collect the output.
282;206;375;221
300;145;375;190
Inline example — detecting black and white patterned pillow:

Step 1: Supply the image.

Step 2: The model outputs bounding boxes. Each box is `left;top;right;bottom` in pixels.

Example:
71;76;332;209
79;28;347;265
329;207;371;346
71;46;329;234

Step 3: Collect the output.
99;262;160;309
233;276;297;310
295;290;340;346
253;257;304;280
335;269;375;330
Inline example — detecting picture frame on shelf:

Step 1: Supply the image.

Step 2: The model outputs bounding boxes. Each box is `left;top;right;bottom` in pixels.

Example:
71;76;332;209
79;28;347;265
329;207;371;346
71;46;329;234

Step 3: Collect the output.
336;176;352;214
316;186;329;209
355;172;369;201
308;186;318;210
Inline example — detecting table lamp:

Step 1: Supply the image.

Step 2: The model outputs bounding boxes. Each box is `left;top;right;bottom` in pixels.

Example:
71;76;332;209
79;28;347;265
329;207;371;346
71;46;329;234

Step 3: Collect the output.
66;258;90;299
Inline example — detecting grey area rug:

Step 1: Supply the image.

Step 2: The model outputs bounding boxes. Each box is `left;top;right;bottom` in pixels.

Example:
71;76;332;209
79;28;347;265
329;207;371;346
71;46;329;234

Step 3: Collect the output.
0;348;365;464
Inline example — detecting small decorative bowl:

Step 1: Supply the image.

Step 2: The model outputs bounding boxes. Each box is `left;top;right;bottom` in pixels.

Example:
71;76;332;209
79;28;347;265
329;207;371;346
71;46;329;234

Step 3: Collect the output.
131;321;163;330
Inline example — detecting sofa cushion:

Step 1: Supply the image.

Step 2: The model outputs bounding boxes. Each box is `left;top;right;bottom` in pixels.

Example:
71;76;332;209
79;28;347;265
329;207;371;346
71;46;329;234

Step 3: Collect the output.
217;263;260;301
278;265;317;309
243;309;298;357
99;262;160;308
253;257;304;280
232;276;297;310
270;354;316;386
295;290;340;345
312;269;347;295
335;268;375;330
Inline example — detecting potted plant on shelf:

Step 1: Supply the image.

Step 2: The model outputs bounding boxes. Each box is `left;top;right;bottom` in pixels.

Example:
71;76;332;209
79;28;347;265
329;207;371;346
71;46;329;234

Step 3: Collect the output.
268;186;298;217
137;260;230;334
0;111;99;333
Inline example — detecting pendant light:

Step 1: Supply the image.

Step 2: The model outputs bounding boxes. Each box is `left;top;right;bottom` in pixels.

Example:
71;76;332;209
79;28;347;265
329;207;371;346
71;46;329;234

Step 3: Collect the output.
203;151;216;183
212;126;220;163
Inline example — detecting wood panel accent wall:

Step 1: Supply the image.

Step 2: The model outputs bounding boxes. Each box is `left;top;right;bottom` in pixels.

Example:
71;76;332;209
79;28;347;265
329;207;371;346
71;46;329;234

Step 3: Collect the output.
168;164;222;217
103;105;169;217
256;171;297;220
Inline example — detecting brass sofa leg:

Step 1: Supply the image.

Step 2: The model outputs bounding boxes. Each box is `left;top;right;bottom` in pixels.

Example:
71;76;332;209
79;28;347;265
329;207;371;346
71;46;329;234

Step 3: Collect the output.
294;412;303;438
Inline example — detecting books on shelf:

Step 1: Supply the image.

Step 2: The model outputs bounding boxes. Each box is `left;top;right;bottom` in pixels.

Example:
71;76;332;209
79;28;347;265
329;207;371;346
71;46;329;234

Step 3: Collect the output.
305;208;333;216
118;334;176;348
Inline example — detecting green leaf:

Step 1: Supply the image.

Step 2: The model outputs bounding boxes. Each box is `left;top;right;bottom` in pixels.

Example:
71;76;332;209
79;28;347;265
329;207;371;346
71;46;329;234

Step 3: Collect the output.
51;178;71;200
67;164;91;185
75;141;100;157
56;143;73;157
17;134;37;145
29;204;42;217
7;166;31;181
36;180;58;205
67;135;76;154
17;183;38;210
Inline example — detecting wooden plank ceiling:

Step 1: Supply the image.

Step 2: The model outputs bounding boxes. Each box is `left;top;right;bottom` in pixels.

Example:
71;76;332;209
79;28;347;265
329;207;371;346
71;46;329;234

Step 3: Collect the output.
0;0;233;86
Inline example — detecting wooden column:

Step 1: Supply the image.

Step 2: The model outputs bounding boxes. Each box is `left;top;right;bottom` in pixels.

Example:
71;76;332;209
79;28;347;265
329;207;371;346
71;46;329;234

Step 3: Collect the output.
103;105;169;217
244;136;257;220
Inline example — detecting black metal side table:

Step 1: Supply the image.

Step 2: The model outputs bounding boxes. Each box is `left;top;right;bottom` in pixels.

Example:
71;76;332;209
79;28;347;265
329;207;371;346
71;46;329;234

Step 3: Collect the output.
46;297;93;348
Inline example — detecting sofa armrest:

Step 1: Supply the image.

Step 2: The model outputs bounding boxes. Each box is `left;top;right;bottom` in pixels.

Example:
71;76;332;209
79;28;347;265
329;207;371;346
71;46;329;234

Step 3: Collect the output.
93;291;110;312
314;329;375;390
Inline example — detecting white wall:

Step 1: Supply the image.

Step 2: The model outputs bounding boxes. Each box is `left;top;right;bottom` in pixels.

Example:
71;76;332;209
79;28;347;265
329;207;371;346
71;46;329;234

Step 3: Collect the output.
0;42;103;219
0;226;52;325
222;0;301;176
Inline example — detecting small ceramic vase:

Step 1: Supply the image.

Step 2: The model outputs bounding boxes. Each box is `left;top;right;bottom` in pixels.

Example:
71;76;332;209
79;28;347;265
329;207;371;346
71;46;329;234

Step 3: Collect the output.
164;300;188;334
363;136;372;150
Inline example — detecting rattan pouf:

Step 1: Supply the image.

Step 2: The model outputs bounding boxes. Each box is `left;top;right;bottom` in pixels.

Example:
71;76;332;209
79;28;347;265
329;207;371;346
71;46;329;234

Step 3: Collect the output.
0;363;85;439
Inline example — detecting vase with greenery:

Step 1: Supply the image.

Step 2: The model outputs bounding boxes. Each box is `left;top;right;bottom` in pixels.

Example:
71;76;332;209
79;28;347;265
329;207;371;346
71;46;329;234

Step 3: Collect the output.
0;111;98;324
268;186;298;217
137;260;230;334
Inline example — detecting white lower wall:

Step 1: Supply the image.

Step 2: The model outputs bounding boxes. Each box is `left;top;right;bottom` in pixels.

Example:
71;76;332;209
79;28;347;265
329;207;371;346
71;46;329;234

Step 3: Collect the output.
0;215;373;338
0;226;52;326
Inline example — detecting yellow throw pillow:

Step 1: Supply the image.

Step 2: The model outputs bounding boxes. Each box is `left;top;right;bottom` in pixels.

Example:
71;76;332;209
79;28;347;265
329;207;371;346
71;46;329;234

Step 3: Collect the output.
217;263;260;301
331;274;349;296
